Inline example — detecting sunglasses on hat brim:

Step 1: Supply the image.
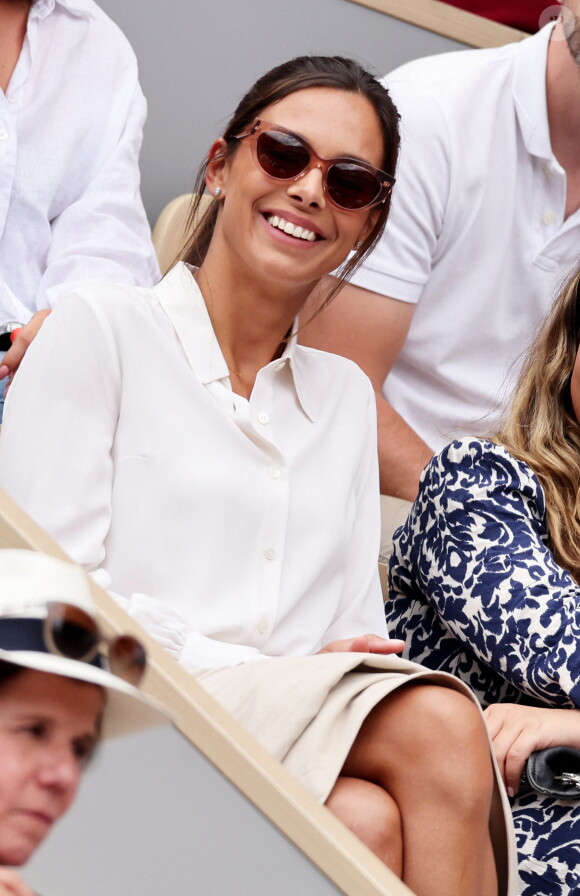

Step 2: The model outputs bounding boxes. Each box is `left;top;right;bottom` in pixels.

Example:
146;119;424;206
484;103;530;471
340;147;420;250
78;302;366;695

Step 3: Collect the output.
233;119;395;212
0;602;147;687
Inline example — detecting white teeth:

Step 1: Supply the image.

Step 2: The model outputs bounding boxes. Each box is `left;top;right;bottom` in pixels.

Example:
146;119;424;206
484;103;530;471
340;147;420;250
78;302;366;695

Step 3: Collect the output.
267;215;317;242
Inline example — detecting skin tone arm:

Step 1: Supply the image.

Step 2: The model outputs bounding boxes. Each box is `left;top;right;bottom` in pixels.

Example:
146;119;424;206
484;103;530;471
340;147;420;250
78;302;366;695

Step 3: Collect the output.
484;703;580;797
300;279;433;501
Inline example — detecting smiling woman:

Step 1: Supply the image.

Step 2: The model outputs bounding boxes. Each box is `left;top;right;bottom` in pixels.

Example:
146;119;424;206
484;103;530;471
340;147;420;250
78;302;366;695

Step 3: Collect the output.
0;550;164;895
0;56;518;895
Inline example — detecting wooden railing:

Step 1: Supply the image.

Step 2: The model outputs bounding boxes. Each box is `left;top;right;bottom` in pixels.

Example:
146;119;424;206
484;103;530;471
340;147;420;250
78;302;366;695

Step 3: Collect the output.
345;0;526;47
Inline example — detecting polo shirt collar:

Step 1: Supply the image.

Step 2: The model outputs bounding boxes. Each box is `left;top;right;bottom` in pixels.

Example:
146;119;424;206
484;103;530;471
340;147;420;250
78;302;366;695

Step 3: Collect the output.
513;23;554;160
30;0;93;20
154;263;317;420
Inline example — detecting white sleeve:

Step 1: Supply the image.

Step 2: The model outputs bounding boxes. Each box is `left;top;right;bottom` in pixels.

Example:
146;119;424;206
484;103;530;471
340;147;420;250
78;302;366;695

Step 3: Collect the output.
348;79;452;303
37;76;160;309
320;380;388;643
0;293;264;671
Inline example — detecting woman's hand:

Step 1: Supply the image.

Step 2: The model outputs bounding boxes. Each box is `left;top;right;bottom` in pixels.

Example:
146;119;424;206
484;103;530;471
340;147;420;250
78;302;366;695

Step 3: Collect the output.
484;703;580;796
0;868;37;895
318;634;405;655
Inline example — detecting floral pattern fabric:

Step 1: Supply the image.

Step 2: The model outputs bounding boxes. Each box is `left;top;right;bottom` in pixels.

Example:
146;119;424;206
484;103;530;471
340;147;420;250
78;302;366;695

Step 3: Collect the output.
387;437;580;895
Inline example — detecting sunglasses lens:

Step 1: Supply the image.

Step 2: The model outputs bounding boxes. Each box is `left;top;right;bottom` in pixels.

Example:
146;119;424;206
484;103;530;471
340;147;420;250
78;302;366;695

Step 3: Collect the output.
108;635;147;687
46;602;99;661
256;130;310;180
327;163;382;210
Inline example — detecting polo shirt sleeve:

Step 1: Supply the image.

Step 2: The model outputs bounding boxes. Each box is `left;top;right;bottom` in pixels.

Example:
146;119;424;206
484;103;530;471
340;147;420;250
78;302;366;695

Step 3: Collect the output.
349;78;452;303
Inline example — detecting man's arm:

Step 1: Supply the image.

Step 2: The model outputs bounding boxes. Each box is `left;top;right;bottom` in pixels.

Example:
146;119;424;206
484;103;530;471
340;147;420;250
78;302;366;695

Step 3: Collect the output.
300;280;433;501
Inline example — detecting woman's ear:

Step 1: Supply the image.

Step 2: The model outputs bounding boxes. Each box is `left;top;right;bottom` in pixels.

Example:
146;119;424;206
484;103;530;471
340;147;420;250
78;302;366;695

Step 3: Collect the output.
205;138;228;197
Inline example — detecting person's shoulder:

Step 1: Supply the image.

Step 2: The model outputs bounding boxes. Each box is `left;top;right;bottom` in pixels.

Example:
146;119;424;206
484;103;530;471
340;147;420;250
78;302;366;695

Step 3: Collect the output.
383;40;519;128
79;2;139;64
295;344;374;396
426;437;541;497
54;280;160;330
386;40;519;92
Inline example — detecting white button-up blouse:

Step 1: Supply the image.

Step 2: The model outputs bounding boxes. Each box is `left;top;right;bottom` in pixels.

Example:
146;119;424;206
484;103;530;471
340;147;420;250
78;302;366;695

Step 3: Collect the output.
0;263;387;668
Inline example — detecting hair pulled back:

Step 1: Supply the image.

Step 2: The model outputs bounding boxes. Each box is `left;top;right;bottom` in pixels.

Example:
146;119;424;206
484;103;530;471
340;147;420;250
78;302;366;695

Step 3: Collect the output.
179;55;399;307
496;264;580;578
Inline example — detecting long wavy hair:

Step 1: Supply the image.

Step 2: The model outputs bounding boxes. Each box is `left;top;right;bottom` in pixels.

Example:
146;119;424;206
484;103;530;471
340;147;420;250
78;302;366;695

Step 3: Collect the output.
495;264;580;579
179;55;400;311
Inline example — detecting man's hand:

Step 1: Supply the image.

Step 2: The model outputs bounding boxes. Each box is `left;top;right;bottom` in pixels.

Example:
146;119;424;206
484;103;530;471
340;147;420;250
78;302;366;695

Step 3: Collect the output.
318;633;405;655
0;309;51;380
484;703;580;796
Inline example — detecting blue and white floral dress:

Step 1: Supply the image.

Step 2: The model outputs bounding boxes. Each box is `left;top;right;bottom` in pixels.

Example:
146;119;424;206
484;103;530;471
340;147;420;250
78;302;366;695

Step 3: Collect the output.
388;437;580;896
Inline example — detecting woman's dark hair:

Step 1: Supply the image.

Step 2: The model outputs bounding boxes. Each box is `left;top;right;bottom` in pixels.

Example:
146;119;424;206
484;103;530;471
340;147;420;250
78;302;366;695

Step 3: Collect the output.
180;55;400;310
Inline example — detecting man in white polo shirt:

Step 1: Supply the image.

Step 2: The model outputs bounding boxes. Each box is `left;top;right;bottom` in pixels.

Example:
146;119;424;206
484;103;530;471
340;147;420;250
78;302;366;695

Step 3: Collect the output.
301;4;580;529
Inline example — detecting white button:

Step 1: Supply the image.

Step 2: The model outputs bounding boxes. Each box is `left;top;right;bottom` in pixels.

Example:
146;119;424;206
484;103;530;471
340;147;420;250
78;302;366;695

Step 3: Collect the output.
257;412;270;425
542;163;553;177
264;547;276;561
0;128;8;141
7;97;16;104
274;361;285;372
257;618;269;634
542;212;556;226
268;466;281;479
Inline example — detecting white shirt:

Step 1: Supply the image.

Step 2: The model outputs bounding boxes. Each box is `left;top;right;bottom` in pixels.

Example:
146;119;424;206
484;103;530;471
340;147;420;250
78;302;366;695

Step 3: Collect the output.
0;263;387;668
350;25;580;449
0;0;160;325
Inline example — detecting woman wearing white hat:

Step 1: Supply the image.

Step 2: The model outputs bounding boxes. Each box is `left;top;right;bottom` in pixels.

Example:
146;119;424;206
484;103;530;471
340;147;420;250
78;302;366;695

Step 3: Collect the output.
0;549;165;895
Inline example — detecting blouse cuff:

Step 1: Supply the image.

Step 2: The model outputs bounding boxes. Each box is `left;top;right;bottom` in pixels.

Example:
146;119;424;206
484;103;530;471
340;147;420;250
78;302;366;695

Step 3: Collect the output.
180;633;266;672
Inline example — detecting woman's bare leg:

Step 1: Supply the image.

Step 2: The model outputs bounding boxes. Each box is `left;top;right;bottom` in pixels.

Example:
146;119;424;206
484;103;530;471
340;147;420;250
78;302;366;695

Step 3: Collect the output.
326;776;403;874
338;684;498;896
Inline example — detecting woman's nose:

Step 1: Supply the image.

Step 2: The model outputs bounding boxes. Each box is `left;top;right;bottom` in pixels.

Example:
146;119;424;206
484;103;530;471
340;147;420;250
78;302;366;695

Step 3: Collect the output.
37;748;81;797
287;165;326;208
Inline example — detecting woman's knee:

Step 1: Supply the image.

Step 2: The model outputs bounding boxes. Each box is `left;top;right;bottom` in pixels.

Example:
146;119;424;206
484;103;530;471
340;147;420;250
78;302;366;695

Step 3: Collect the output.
325;776;403;872
386;685;494;800
349;684;494;810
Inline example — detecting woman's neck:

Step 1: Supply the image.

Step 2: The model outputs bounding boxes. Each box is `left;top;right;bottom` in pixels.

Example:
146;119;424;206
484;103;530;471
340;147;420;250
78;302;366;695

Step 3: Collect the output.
0;0;30;94
196;247;315;399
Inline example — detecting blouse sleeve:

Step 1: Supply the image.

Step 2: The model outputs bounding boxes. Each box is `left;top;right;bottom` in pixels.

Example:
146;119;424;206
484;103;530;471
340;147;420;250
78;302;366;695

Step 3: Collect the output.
392;438;580;707
320;380;388;644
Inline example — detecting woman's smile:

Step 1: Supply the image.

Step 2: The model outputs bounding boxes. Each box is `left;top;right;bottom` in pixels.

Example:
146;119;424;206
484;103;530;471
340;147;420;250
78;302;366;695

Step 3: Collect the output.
261;208;324;246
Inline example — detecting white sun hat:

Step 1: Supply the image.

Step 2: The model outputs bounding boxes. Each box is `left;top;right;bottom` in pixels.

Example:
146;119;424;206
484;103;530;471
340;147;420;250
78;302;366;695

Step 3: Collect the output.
0;549;169;738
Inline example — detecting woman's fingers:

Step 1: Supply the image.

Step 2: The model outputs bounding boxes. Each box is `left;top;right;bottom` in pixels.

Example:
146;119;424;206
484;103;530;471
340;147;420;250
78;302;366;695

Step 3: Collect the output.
319;634;405;654
483;703;580;797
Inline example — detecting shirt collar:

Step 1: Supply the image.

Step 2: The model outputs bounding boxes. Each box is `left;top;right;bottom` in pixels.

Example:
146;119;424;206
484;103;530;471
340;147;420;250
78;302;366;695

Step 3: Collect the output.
30;0;94;20
513;23;554;160
153;263;317;421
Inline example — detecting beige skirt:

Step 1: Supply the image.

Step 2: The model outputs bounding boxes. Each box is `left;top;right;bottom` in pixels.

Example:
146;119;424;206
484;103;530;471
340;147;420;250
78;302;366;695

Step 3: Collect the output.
196;651;519;896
